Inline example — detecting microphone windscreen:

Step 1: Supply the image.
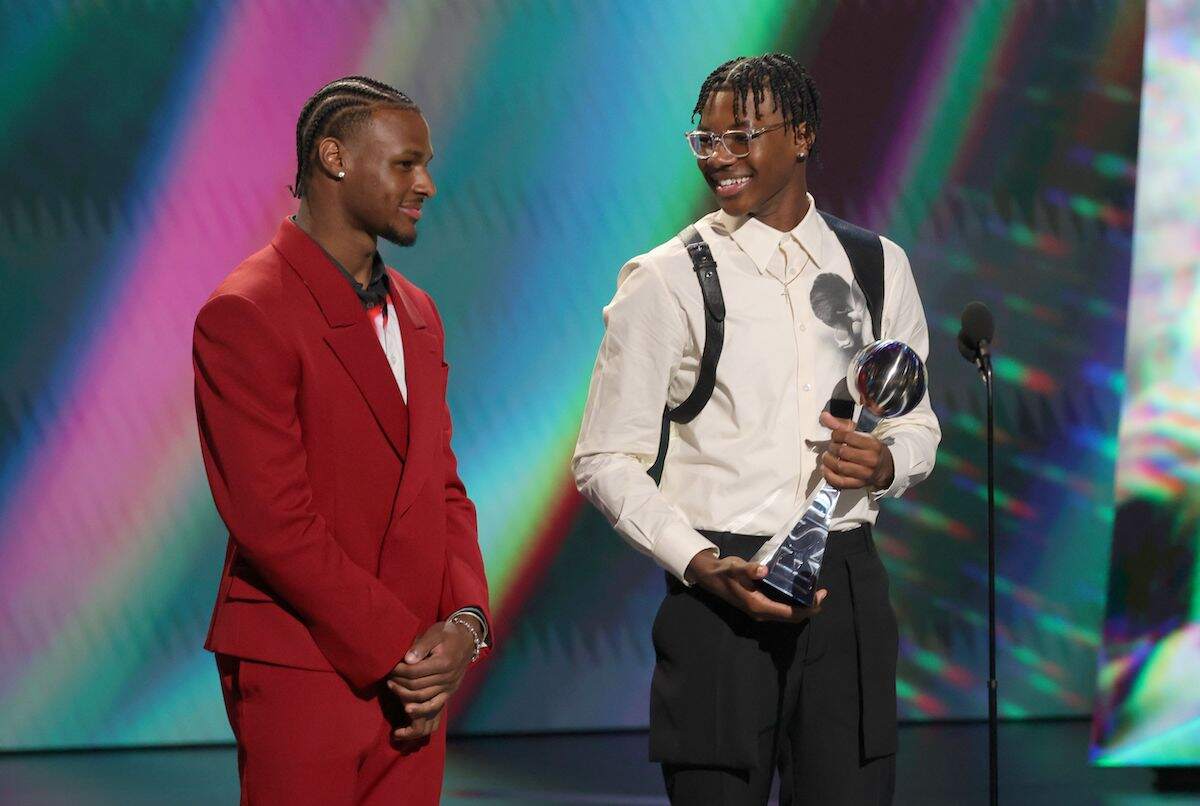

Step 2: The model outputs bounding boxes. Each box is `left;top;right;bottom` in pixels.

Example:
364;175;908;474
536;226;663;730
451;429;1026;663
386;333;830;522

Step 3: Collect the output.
960;301;994;349
827;378;855;419
957;329;977;362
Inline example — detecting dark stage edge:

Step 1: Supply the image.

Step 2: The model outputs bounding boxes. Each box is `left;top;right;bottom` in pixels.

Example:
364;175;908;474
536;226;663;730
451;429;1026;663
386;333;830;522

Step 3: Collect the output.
0;719;1191;805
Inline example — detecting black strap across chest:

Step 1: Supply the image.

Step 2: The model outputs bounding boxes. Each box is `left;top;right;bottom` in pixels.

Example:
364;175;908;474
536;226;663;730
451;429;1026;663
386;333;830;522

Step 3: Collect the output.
647;215;885;484
648;226;722;483
667;225;725;424
818;211;885;340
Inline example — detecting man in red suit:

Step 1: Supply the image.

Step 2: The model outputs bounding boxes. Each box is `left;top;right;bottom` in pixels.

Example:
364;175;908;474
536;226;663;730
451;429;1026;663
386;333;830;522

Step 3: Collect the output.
193;76;490;805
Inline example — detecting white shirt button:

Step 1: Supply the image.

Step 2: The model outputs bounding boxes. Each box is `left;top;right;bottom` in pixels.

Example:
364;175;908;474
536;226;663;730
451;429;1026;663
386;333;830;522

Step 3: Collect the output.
803;383;812;392
799;323;807;331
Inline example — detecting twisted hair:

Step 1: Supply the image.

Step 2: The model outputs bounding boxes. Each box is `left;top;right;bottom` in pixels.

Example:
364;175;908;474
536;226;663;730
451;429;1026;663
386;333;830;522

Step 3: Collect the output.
692;54;821;142
291;76;419;198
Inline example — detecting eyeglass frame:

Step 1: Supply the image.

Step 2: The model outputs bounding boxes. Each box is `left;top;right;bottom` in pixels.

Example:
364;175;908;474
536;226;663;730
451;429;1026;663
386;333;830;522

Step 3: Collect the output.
683;121;794;159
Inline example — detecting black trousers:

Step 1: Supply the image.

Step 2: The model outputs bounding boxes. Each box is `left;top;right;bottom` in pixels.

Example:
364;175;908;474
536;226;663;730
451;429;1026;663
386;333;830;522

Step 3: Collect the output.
650;527;898;805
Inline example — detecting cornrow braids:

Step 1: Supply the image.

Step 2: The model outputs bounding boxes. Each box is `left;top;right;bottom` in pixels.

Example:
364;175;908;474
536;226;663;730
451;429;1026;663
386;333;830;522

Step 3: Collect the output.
692;54;821;145
291;76;419;198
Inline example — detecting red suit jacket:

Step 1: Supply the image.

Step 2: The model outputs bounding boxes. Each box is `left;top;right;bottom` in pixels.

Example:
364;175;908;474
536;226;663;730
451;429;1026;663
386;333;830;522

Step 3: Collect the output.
193;218;490;690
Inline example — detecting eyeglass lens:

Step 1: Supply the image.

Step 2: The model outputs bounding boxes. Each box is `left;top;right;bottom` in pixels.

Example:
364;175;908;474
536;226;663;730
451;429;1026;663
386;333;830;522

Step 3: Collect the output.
689;130;752;158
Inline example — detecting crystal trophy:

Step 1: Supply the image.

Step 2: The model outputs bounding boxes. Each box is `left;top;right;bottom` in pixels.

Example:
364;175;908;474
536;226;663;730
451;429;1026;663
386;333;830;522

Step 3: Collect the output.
754;339;928;606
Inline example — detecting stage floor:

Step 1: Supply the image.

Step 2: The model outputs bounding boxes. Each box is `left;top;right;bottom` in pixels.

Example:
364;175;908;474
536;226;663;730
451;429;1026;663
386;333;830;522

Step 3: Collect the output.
0;719;1190;805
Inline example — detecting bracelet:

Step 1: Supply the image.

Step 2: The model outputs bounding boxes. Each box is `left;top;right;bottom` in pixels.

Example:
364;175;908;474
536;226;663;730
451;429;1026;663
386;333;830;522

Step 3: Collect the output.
447;615;483;663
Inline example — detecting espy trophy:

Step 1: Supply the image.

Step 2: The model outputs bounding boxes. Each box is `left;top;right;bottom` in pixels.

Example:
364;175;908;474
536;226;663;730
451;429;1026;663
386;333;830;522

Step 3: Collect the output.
753;339;928;606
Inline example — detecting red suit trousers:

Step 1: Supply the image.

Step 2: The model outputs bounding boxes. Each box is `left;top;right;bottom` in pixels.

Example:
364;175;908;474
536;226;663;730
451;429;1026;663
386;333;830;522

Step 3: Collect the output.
217;654;445;805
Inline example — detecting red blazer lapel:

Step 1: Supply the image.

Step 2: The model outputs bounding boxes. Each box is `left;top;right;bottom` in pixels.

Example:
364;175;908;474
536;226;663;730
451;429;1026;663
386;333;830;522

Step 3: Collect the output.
324;325;410;459
388;270;440;519
271;219;410;459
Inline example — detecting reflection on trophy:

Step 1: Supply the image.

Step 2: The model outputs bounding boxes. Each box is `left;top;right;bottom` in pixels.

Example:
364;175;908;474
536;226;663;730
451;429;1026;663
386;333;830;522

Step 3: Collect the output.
758;340;928;606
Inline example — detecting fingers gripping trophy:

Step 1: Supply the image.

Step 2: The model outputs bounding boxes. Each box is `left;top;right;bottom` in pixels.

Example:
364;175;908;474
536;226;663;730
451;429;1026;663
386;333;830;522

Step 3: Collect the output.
752;339;928;606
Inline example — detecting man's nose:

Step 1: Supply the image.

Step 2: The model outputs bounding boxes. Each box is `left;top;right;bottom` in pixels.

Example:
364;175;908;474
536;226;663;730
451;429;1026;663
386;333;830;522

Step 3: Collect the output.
414;168;437;199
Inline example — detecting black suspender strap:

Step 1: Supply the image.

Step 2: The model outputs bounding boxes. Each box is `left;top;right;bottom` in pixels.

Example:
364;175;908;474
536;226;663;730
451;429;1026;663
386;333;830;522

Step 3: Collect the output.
669;226;726;423
818;211;885;340
648;226;725;484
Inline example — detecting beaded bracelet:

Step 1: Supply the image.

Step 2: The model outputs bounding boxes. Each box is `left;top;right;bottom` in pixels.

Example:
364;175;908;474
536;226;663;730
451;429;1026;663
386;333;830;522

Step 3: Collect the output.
447;615;483;663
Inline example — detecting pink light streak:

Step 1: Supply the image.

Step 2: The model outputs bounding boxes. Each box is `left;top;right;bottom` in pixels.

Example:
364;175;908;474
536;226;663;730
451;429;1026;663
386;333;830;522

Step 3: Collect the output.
0;0;382;695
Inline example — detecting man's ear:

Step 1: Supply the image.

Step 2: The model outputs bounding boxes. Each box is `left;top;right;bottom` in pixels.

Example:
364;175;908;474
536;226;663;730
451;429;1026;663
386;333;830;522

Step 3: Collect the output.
315;137;347;181
793;123;814;160
792;122;807;145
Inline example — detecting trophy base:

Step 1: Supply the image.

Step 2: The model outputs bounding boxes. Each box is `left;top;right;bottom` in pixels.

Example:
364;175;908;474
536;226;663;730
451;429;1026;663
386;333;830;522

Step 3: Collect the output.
756;499;833;608
759;575;819;608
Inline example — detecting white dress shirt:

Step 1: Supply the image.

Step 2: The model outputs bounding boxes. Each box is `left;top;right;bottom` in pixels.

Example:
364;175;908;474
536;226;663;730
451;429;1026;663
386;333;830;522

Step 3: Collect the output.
572;196;941;583
369;300;408;401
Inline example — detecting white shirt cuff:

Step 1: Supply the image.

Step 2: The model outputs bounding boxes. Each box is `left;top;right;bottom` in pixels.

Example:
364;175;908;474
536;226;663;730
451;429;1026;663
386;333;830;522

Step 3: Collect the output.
655;525;720;585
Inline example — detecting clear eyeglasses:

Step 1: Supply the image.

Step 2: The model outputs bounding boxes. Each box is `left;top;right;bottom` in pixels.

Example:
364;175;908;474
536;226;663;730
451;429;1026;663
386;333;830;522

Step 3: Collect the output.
684;121;790;159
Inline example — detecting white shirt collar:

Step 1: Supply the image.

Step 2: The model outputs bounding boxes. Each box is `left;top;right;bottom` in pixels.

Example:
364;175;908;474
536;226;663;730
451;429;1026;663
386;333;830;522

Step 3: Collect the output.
711;193;824;275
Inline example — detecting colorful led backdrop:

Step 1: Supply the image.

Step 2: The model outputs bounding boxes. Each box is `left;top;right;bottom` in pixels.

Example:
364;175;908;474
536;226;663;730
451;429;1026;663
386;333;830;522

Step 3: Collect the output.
1091;0;1200;767
0;0;1143;749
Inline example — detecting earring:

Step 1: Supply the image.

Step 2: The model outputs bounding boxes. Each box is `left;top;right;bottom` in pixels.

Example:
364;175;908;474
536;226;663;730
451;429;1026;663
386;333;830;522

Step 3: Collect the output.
336;170;346;179
798;152;807;162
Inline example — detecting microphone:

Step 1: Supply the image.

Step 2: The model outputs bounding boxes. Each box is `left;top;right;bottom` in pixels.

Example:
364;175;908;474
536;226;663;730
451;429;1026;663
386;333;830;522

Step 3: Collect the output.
958;301;994;364
825;377;855;420
955;300;1000;804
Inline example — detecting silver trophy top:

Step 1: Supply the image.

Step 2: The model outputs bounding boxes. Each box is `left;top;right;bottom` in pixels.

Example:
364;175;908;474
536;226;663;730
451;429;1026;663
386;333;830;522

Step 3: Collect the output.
846;339;927;419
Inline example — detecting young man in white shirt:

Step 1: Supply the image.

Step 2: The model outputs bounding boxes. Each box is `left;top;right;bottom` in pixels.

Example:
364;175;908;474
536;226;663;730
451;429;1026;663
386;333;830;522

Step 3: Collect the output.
573;54;940;805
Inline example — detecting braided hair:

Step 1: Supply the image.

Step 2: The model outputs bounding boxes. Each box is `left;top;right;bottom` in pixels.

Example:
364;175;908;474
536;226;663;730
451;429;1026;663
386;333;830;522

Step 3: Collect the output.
692;54;821;143
291;76;419;198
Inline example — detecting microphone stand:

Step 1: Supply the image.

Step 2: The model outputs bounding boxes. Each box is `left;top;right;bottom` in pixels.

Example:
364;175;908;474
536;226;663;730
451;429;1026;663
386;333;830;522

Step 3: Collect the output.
974;342;998;806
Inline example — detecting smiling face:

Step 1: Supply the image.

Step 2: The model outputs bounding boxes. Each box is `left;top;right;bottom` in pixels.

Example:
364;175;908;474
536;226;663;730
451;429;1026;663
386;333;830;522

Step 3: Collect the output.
696;88;813;229
335;106;436;247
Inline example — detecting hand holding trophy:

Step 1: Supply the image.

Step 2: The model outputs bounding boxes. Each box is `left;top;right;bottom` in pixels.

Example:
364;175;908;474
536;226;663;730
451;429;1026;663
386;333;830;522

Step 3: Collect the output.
753;339;928;606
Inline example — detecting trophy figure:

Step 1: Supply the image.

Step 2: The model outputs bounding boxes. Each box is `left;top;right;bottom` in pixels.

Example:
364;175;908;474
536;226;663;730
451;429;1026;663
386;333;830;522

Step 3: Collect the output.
756;339;928;606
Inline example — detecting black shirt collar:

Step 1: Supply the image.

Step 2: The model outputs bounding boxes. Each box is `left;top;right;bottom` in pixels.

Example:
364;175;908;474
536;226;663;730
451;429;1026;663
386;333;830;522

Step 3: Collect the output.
331;250;389;309
291;217;390;309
